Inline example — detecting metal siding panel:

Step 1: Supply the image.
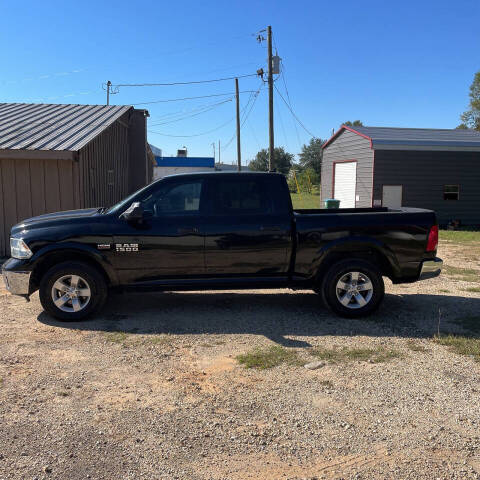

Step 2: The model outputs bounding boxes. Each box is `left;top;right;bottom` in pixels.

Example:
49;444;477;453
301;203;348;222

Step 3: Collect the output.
72;160;81;209
58;160;75;211
373;150;480;224
14;159;33;222
1;159;17;254
0;160;5;256
321;129;373;207
44;159;61;213
29;159;46;217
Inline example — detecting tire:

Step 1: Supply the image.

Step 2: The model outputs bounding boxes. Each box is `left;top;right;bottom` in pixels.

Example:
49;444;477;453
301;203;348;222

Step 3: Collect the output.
321;259;384;318
39;262;108;321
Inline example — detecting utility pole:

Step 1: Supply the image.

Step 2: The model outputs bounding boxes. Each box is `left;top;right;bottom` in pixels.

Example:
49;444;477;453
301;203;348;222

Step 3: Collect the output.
267;25;274;172
218;140;221;165
211;142;216;163
235;78;241;171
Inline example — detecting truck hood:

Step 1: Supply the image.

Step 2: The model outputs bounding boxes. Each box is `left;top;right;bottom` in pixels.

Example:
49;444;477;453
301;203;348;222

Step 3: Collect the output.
11;208;101;235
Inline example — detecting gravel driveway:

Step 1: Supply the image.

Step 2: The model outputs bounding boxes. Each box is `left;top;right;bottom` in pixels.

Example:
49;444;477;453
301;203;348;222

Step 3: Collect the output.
0;240;479;479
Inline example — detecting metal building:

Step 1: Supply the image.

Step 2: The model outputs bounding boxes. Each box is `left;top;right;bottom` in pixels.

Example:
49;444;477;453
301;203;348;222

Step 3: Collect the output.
0;103;150;256
321;125;480;225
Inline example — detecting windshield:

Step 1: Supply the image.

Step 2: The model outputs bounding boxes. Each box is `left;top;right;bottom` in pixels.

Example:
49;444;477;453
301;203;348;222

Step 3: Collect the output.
105;182;155;215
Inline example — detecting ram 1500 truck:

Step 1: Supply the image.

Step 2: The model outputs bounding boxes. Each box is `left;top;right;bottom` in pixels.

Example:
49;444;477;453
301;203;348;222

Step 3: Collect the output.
2;172;442;321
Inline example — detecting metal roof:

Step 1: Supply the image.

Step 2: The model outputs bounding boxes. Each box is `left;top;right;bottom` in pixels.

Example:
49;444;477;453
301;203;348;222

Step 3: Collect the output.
323;125;480;151
0;103;132;152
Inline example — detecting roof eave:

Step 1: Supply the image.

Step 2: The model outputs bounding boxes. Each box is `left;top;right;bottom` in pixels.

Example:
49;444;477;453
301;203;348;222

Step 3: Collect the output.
322;125;372;150
0;149;76;160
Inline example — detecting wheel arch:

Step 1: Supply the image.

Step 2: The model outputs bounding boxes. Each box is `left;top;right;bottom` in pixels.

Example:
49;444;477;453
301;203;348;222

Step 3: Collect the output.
312;240;398;284
30;246;118;293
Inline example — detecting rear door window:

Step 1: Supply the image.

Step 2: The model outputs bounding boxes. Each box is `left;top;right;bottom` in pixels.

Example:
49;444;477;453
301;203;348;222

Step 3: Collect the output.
210;177;273;215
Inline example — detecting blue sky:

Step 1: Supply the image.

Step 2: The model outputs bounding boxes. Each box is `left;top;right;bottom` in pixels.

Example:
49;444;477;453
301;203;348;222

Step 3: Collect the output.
1;0;479;164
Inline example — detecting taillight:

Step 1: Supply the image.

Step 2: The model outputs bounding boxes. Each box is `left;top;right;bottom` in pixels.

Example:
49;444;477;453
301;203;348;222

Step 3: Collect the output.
426;225;438;252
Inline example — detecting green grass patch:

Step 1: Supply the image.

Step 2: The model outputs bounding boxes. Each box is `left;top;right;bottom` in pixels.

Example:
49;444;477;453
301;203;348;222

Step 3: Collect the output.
443;265;478;277
149;334;173;345
406;340;428;353
311;346;401;364
464;287;480;293
434;335;480;362
439;230;480;243
105;332;129;344
439;289;451;293
290;192;321;209
236;346;301;369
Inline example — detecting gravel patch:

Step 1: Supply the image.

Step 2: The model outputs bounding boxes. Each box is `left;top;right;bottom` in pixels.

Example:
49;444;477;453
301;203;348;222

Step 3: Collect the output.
0;240;479;479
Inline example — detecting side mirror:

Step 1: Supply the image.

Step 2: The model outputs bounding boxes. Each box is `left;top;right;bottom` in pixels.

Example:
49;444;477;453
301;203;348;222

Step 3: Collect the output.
120;202;144;222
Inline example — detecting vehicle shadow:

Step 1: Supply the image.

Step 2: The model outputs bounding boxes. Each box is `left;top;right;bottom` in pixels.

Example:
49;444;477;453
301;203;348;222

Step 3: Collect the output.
37;291;480;347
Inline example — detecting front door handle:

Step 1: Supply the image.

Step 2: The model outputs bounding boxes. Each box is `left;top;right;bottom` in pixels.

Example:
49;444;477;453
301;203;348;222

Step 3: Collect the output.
178;227;199;234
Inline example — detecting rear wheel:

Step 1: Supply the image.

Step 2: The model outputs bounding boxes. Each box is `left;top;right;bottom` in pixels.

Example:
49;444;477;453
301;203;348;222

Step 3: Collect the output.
321;259;384;318
39;262;108;321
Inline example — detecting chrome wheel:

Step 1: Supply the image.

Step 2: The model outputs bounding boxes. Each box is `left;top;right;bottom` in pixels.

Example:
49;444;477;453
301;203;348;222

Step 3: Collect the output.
335;271;373;310
51;274;91;313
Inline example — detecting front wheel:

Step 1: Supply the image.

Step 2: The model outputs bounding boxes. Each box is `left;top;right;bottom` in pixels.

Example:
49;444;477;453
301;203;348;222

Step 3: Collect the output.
321;259;384;318
39;262;108;321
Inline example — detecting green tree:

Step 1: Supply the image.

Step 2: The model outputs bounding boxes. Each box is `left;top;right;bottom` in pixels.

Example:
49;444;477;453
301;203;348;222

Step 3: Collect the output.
458;71;480;130
248;147;293;175
298;137;323;176
344;120;364;127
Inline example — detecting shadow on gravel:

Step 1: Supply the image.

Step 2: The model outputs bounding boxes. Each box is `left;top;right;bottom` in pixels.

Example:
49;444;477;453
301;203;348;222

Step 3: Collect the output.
37;291;480;346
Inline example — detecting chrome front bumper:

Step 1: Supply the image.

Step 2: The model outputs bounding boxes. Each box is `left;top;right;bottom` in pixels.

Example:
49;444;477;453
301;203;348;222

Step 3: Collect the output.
419;258;443;280
2;270;31;295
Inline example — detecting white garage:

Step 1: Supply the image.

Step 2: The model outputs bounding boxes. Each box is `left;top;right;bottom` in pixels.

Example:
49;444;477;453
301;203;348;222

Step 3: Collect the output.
333;161;357;208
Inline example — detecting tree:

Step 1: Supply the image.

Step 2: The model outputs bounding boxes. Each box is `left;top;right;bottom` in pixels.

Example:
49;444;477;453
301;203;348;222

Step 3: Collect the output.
298;137;323;176
248;147;293;175
458;71;480;130
344;120;364;127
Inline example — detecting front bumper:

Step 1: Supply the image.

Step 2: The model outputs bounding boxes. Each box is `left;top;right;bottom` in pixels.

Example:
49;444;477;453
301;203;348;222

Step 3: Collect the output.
418;257;443;280
2;269;32;295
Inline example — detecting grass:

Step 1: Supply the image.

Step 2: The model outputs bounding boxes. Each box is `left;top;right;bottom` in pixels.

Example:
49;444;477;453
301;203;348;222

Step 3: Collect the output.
311;346;401;364
290;192;321;209
406;340;428;353
236;346;301;370
463;287;480;293
439;230;480;243
442;264;479;282
149;334;173;345
434;335;480;362
105;332;129;344
439;289;451;293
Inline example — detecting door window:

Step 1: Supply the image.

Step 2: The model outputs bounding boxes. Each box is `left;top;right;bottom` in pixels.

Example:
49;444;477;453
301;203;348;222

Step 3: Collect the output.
141;180;203;216
210;178;272;215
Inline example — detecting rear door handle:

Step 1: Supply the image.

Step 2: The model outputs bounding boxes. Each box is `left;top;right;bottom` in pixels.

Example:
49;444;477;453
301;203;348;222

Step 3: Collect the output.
177;227;199;234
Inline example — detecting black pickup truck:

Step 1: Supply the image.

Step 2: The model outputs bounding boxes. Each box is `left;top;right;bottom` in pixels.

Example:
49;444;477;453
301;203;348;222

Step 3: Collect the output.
2;172;442;321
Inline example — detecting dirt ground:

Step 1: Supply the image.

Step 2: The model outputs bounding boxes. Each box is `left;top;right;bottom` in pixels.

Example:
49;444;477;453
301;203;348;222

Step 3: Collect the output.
1;240;480;480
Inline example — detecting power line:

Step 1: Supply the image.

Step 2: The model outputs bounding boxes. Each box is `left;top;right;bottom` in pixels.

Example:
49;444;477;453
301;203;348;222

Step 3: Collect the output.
280;61;302;149
148;116;235;138
274;83;317;138
132;91;257;106
114;73;257;88
149;99;233;127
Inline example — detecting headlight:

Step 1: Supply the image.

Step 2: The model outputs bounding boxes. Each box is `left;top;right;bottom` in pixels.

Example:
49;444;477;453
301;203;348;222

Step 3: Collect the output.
10;238;33;259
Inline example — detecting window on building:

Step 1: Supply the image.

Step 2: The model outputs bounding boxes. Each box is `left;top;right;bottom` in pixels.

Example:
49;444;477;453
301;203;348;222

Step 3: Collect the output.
444;185;459;201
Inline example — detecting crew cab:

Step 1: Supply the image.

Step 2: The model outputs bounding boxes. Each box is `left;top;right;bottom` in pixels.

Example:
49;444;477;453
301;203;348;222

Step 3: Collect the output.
2;172;442;321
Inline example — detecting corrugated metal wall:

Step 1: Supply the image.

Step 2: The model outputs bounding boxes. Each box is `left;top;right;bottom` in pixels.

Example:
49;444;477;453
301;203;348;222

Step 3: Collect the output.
321;129;374;208
0;157;81;256
373;149;480;225
79;113;130;208
0;110;148;256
